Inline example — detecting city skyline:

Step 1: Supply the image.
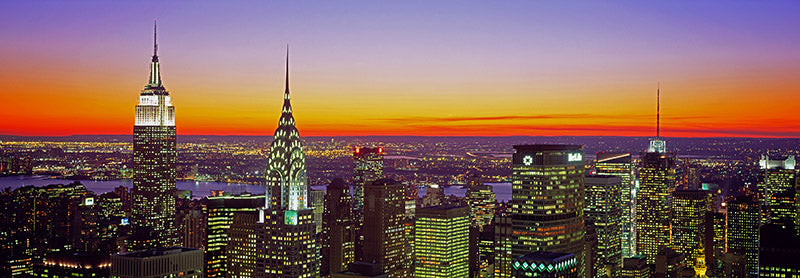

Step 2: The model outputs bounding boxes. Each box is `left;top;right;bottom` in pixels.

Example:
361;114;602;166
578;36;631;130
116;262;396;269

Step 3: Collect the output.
2;1;800;137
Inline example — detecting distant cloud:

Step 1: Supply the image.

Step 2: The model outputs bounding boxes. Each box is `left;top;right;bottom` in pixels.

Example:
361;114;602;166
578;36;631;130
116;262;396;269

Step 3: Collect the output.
378;114;713;123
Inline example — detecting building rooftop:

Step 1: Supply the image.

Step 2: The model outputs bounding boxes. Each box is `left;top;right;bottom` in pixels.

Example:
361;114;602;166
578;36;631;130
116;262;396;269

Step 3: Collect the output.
116;247;200;258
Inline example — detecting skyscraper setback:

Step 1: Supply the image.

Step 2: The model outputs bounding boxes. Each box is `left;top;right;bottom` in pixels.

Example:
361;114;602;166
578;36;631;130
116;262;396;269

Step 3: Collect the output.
595;152;636;258
258;48;318;277
129;21;178;250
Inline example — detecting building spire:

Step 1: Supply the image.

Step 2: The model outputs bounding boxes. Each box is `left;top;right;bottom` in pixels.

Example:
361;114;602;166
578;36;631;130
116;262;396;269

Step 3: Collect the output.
153;19;158;59
657;81;660;139
285;45;290;96
146;19;163;89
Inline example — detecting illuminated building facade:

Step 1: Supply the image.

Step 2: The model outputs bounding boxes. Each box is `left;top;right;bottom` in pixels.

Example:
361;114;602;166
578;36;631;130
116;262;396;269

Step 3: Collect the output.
322;178;356;277
353;147;384;226
33;251;110;278
363;178;409;277
310;189;325;234
413;205;470;278
584;175;622;275
204;193;263;278
595;152;637;258
511;251;578;278
511;144;585;276
258;49;318;277
758;155;796;225
671;189;710;268
465;174;496;231
129;21;178;250
493;213;513;278
768;188;796;232
226;212;260;278
727;196;759;276
635;144;675;264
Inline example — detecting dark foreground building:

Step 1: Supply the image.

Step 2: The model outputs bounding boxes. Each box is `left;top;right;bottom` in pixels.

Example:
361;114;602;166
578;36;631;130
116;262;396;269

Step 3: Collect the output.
110;247;203;278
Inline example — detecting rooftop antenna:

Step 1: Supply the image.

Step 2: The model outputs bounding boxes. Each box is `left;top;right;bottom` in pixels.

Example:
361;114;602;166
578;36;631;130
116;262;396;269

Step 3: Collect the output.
657;81;660;139
153;18;158;57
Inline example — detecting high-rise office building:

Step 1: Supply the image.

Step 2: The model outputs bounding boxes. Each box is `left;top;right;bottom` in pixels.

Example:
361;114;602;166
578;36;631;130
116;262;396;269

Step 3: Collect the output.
353;147;384;260
671;189;710;268
205;193;263;278
758;224;800;277
758;155;796;224
363;178;409;277
413;205;470;277
511;144;585;276
768;188;797;230
493;213;513;278
727;195;760;277
129;21;178;251
595;152;637;258
258;49;318;277
226;212;260;278
176;202;205;249
354;147;384;220
465;174;496;231
584;175;623;275
310;189;325;234
636;149;675;264
322;178;356;277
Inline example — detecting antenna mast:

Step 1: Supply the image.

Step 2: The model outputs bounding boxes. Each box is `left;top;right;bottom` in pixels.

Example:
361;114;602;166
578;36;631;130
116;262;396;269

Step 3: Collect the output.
657;81;660;139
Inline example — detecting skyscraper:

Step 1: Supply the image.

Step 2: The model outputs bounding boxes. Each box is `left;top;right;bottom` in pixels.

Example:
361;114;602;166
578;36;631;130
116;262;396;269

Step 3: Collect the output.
727;195;760;276
635;84;676;264
584;175;623;275
413;205;470;277
258;48;318;277
354;147;384;212
595;152;636;258
511;144;586;276
205;193;263;278
322;178;356;277
129;21;178;250
465;174;496;231
353;148;384;235
363;178;409;277
671;189;710;268
758;155;796;224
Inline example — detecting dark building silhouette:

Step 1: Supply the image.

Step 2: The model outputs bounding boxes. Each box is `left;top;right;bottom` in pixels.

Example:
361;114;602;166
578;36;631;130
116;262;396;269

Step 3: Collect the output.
322;178;356;277
363;178;409;277
205;193;263;278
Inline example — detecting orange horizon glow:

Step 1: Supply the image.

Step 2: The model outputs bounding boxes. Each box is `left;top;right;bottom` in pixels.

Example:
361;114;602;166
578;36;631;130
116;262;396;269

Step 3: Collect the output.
1;2;799;138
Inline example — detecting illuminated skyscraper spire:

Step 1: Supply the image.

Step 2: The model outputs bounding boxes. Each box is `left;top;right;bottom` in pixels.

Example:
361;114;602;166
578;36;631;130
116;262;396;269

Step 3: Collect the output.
266;45;308;211
146;19;162;90
657;81;660;139
647;82;666;153
129;20;177;250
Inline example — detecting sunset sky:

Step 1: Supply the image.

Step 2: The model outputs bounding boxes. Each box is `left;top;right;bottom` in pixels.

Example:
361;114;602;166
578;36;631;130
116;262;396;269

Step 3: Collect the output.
1;1;799;137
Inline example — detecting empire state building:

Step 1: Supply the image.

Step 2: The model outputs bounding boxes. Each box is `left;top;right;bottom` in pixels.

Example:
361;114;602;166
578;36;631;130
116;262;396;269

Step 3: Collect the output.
129;21;178;250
